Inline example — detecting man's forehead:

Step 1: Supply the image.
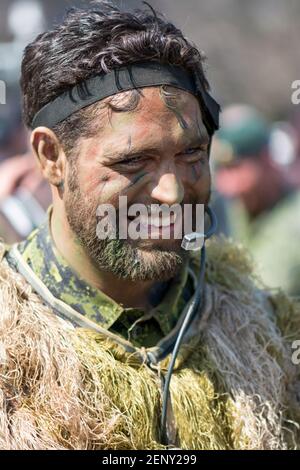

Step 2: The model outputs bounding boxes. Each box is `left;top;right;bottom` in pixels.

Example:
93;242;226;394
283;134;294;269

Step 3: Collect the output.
110;86;201;116
102;86;207;137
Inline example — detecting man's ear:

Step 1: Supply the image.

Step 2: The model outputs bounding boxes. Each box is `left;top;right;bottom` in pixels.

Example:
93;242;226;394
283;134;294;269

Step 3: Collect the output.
31;127;66;187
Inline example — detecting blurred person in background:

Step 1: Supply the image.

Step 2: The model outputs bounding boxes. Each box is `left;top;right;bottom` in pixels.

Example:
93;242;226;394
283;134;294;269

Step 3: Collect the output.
0;107;51;243
0;152;51;243
0;102;27;161
213;104;300;295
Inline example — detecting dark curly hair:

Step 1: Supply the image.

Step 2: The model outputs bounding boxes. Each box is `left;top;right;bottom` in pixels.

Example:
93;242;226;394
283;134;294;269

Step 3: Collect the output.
21;1;210;156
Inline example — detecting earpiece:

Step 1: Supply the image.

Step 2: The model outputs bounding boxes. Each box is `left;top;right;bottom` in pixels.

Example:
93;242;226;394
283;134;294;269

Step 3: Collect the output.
181;205;218;251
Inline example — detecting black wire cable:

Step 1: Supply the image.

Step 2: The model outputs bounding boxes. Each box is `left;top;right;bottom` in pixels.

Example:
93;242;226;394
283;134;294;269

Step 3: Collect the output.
160;206;217;445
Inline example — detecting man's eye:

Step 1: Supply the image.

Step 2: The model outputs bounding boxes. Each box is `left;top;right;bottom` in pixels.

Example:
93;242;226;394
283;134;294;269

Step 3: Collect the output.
184;146;206;155
119;156;143;165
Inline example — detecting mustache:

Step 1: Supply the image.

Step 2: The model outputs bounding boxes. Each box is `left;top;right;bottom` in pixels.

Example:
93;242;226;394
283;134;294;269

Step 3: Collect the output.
115;198;209;216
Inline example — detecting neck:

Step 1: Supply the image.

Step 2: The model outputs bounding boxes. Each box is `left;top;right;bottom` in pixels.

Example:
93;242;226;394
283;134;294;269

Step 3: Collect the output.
50;206;156;310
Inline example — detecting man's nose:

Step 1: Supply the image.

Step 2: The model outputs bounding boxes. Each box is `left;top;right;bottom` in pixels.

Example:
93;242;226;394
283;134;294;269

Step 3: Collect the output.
150;171;184;205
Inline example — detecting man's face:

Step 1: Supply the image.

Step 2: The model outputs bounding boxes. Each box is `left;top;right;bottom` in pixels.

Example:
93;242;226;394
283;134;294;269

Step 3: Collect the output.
63;87;211;281
216;158;262;199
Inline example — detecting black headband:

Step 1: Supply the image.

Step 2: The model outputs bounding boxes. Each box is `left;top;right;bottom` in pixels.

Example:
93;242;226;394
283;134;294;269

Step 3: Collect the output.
31;61;220;135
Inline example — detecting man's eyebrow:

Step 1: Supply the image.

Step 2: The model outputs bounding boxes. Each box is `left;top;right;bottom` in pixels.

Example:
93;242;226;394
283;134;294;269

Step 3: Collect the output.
178;133;210;152
102;134;210;161
186;134;210;147
102;145;162;161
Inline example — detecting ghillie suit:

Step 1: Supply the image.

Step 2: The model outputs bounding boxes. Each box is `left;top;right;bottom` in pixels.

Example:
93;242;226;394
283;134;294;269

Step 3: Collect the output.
0;238;299;450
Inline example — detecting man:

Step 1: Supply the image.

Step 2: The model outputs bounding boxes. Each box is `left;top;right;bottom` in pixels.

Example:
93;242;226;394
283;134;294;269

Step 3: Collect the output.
0;152;51;243
213;104;300;295
0;3;299;450
0;106;51;243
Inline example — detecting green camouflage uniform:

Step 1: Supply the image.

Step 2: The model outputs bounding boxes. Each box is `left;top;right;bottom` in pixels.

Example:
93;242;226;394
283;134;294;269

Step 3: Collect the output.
1;215;300;449
5;218;194;348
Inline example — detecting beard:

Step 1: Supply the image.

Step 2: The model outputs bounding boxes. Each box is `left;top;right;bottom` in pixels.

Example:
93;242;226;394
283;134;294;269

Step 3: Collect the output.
64;165;204;282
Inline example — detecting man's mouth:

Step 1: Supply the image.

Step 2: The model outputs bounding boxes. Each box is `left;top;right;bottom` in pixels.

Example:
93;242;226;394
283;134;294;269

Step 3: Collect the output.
127;211;181;238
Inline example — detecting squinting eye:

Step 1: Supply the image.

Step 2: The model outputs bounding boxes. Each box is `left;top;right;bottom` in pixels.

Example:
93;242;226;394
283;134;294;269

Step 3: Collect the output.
120;156;143;165
185;148;199;155
185;146;207;155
